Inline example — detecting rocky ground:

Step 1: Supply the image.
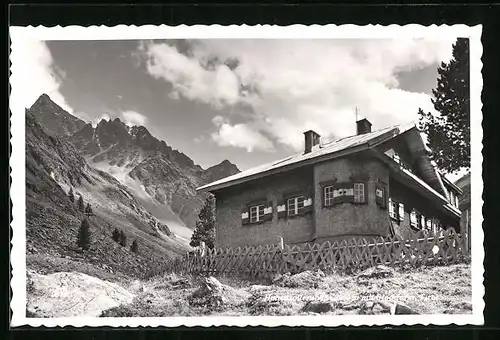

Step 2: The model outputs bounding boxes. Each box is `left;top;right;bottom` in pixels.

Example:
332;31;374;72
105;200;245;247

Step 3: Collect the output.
26;263;472;318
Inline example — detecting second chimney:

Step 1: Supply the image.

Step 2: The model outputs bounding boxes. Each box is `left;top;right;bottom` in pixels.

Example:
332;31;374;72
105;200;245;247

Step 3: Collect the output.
304;130;321;154
356;118;372;135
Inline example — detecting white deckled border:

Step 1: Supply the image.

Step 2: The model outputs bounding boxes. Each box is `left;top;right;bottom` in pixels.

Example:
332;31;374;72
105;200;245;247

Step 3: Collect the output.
9;24;484;328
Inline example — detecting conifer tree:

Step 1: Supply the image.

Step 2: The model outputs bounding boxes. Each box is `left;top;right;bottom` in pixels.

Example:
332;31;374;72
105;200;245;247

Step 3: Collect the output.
130;239;138;253
418;38;470;173
112;228;120;243
77;218;91;251
190;194;216;249
68;187;74;203
85;203;93;217
78;195;85;213
119;230;127;247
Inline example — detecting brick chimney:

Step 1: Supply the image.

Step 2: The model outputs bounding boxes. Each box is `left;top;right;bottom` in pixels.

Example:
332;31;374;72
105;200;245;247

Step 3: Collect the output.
304;130;321;154
356;118;372;135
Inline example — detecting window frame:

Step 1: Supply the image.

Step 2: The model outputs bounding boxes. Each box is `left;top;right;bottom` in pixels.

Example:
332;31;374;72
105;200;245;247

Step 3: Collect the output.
389;198;398;220
323;185;336;207
287;195;305;217
321;180;360;207
249;204;265;223
353;182;367;204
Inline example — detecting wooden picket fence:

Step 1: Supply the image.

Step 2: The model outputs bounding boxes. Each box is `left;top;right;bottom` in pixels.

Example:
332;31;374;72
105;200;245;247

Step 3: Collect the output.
162;229;469;278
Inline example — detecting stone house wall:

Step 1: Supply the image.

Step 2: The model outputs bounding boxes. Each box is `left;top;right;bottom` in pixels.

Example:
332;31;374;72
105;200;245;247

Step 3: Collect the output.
214;166;314;247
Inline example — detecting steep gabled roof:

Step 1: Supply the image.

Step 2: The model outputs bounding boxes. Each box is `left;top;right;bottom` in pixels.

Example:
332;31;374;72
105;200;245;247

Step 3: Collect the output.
197;123;415;192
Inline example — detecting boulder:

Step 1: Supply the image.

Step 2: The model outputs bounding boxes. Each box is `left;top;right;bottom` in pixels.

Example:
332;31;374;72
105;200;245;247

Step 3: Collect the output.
358;300;391;315
357;265;395;280
26;270;135;317
187;276;249;309
392;303;420;315
301;301;334;314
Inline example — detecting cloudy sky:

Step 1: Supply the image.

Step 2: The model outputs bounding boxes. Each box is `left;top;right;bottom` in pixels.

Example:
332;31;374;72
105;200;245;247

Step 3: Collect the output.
17;38;457;171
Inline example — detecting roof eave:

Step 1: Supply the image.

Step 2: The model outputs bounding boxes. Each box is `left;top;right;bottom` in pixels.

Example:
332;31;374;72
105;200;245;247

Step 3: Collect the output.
440;172;465;194
372;149;461;218
197;125;404;193
197;142;372;193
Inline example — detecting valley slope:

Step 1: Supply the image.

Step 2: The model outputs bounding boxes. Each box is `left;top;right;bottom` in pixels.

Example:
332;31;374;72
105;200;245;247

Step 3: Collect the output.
25;94;240;278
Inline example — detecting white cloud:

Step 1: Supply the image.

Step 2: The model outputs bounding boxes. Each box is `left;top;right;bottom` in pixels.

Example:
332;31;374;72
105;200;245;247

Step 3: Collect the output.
88;113;111;128
11;40;73;113
142;42;239;109
121;110;147;126
139;38;457;152
211;116;275;152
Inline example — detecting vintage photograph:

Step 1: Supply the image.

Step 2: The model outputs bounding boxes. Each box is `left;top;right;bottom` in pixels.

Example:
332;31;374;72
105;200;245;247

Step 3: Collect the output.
9;25;483;327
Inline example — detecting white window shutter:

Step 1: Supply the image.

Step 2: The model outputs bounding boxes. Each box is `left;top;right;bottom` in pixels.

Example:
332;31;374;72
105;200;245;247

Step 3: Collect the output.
410;210;417;226
398;203;405;221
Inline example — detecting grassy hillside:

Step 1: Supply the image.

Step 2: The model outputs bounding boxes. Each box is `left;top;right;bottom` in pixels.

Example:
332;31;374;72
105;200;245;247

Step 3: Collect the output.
26;112;190;279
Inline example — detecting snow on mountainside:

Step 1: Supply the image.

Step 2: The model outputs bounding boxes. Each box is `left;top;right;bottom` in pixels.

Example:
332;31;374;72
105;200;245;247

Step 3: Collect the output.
26;105;190;279
28;93;240;245
66;102;240;232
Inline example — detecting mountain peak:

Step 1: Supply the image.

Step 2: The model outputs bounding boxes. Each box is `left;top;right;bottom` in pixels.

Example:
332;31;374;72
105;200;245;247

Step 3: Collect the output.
212;159;239;170
28;93;86;136
30;93;58;111
202;159;240;183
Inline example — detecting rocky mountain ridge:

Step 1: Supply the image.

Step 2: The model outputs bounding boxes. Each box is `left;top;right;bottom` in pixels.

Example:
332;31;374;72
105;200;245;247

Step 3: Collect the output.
28;94;87;136
29;93;241;232
26;108;191;278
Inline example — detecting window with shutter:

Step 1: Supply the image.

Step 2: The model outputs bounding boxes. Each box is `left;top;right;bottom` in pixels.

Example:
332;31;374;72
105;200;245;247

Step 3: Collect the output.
287;196;305;216
276;199;286;219
389;198;398;220
410;210;418;228
324;185;335;206
249;204;265;223
426;219;432;230
375;186;387;208
353;182;366;203
241;209;249;225
398;203;405;222
431;218;439;234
